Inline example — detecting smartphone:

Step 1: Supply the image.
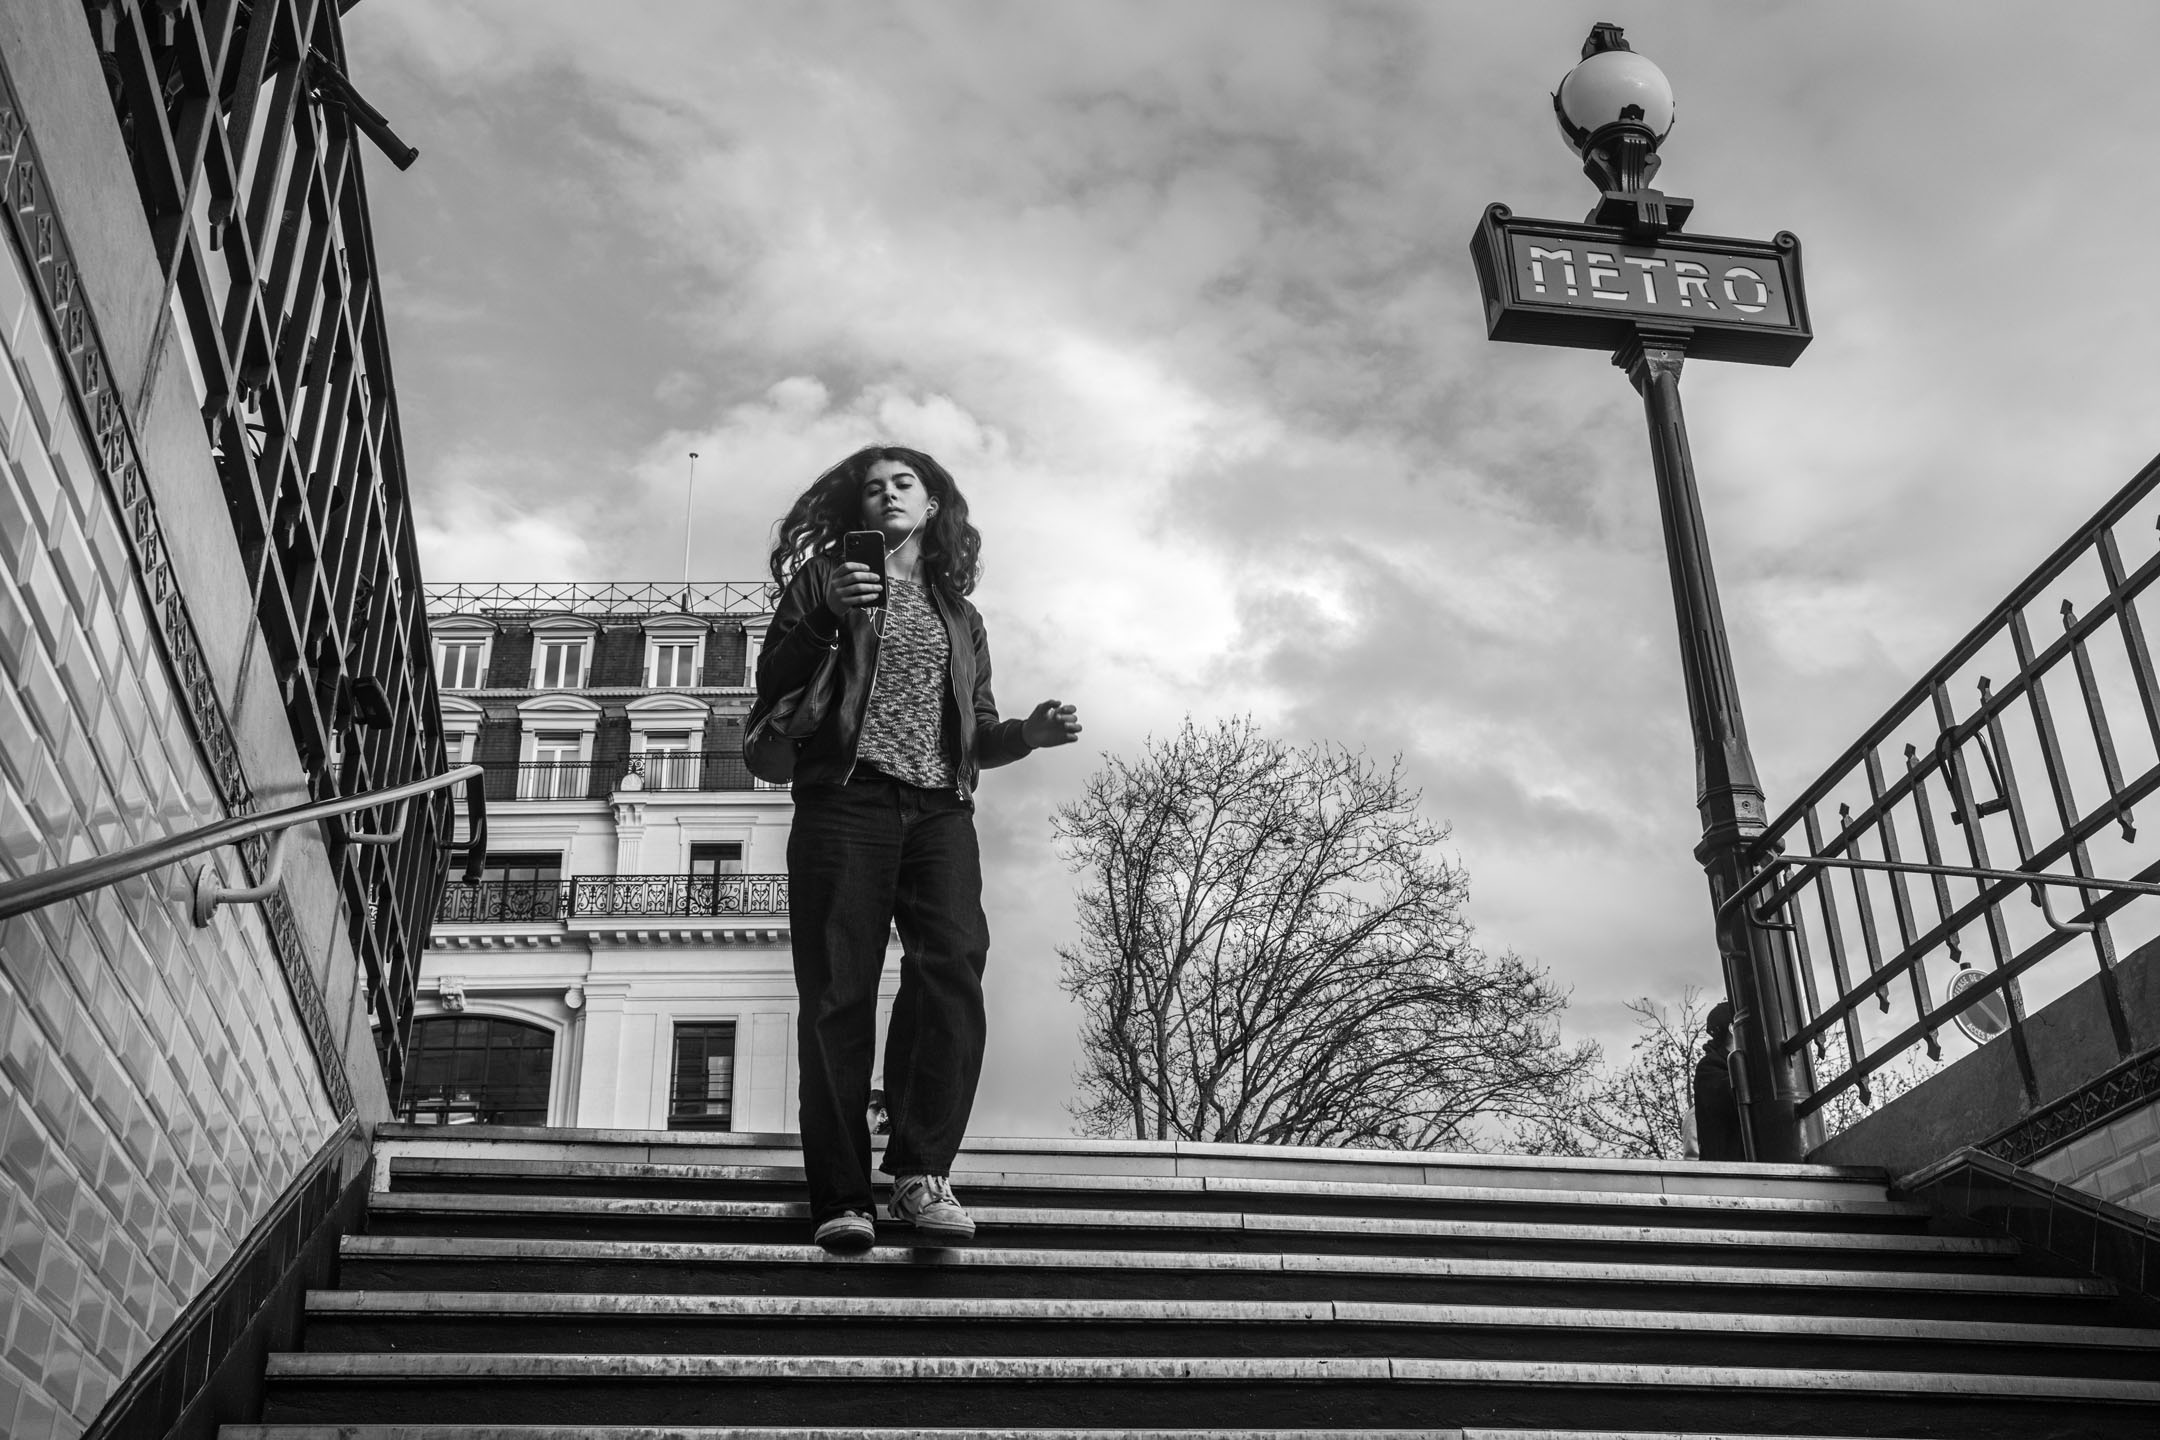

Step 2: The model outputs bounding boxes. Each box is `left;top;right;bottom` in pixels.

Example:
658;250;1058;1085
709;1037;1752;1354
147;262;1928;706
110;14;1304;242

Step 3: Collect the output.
842;530;887;607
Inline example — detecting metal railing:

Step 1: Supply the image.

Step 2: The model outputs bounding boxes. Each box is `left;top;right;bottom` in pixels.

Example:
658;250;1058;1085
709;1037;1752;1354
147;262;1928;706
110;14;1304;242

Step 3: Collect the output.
82;0;453;1100
479;753;768;800
624;750;757;792
424;580;774;618
1747;457;2160;1136
434;873;789;924
0;767;487;925
494;761;601;802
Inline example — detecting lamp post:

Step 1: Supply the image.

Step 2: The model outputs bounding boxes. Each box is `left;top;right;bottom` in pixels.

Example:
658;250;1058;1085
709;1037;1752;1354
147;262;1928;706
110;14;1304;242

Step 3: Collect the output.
1470;24;1812;1162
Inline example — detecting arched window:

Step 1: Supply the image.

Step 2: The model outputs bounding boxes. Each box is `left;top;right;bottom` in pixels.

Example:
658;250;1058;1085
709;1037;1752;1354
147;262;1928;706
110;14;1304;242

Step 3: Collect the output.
400;1016;554;1125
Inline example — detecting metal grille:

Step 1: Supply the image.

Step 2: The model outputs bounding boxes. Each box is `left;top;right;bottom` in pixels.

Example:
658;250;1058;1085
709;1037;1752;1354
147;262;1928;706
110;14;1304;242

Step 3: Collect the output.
424;580;775;618
88;0;453;1098
1750;459;2160;1134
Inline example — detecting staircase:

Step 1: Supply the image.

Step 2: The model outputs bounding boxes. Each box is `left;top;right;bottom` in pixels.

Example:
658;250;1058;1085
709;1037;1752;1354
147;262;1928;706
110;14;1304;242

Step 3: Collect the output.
224;1125;2160;1440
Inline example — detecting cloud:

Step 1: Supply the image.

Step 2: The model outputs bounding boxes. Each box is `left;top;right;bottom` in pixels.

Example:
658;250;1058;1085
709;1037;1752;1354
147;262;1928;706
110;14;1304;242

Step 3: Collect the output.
347;0;2160;1133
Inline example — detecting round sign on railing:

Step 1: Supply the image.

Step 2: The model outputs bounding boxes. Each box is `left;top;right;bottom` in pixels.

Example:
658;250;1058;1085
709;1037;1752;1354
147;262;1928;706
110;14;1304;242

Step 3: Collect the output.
1946;965;2010;1045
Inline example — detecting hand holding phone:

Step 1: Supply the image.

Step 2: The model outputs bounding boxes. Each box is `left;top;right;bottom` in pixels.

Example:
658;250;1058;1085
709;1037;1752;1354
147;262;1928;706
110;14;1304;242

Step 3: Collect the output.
836;530;887;612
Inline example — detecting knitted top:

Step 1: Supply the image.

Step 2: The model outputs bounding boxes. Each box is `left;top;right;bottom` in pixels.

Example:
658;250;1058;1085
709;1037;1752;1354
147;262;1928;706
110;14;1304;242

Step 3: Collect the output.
855;576;955;790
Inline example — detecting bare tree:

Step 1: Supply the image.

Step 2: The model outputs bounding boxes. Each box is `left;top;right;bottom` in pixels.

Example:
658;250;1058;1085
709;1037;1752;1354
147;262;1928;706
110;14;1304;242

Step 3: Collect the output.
1053;716;1596;1149
1515;989;1707;1159
1519;989;1940;1159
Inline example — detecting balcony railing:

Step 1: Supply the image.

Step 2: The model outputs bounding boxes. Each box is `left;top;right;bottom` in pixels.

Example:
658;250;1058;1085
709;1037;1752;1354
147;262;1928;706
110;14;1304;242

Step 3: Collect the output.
500;762;601;802
436;874;791;924
482;754;771;801
625;750;760;792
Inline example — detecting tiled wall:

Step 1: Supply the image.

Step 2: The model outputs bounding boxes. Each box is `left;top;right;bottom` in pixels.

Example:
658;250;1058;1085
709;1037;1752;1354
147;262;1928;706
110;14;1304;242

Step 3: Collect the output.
0;194;338;1435
2030;1096;2160;1218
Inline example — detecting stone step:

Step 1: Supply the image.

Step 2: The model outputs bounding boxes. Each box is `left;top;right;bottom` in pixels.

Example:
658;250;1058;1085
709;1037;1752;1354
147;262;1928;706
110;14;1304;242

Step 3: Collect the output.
384;1158;1928;1231
225;1428;1907;1440
252;1353;2160;1434
333;1236;2115;1323
299;1290;2160;1378
372;1125;1889;1201
363;1192;2009;1266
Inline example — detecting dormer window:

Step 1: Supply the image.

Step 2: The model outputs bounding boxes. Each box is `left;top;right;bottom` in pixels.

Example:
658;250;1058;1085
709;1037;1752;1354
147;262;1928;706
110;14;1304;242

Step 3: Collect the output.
644;618;707;689
438;640;486;689
534;638;586;689
651;640;699;688
431;619;496;690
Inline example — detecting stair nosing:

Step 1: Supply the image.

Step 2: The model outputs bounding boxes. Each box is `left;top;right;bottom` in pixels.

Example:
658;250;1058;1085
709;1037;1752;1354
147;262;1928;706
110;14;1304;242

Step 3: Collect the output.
383;1161;1919;1214
256;1351;2160;1401
373;1123;1889;1180
333;1236;2109;1296
363;1193;2007;1253
219;1429;1902;1440
299;1289;2160;1349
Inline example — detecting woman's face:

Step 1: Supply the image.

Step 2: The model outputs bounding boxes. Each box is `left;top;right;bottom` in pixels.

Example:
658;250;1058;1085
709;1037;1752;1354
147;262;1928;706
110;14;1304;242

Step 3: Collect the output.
859;457;934;542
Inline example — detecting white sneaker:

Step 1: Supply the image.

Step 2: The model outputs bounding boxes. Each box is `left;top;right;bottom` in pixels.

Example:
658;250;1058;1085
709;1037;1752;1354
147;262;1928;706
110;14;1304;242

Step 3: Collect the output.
812;1210;876;1253
888;1173;975;1243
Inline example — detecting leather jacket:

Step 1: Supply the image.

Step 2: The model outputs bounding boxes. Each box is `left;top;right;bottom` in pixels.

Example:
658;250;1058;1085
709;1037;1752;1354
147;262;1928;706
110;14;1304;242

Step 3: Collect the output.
755;555;1033;798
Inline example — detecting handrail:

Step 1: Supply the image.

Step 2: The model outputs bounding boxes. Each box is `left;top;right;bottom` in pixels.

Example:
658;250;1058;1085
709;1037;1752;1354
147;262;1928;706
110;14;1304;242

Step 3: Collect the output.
1720;853;2160;935
1730;452;2160;1141
0;765;488;924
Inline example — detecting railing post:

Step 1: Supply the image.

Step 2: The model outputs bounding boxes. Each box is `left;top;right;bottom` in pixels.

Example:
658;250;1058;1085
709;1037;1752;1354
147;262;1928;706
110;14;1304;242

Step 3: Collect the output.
1618;327;1806;1164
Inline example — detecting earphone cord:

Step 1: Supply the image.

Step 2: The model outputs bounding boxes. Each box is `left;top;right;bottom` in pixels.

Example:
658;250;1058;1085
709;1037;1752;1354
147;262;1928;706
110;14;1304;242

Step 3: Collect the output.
876;513;926;637
886;514;925;563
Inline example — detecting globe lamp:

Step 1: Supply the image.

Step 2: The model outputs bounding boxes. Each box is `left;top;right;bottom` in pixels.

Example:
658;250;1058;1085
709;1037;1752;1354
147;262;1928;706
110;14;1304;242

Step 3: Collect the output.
1552;23;1692;236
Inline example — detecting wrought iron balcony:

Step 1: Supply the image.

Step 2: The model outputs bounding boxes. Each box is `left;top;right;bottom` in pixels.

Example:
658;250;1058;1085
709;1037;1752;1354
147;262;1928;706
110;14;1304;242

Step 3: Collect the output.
488;761;602;802
435;873;790;925
624;750;760;792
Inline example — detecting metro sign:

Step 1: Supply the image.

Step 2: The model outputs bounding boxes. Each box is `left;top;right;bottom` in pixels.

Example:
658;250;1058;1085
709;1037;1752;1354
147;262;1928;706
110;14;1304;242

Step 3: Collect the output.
1469;203;1811;366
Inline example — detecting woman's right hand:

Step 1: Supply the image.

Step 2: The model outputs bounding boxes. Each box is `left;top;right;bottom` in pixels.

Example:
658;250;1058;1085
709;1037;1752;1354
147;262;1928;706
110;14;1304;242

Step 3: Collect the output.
825;561;884;617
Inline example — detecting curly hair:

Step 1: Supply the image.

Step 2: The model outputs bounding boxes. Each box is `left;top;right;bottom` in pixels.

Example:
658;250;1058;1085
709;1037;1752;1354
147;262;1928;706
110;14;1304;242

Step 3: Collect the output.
768;445;983;597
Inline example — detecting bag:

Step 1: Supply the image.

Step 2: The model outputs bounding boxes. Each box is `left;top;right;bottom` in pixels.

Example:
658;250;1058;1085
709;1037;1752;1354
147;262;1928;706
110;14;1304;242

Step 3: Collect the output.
743;641;842;785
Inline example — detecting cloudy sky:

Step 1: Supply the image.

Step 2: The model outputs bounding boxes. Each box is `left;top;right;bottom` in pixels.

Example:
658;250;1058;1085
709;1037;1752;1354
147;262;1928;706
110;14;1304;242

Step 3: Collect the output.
347;1;2160;1135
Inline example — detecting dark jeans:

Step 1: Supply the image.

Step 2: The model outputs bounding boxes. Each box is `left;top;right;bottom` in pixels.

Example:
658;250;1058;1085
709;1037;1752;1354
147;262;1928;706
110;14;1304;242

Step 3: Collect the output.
787;772;989;1221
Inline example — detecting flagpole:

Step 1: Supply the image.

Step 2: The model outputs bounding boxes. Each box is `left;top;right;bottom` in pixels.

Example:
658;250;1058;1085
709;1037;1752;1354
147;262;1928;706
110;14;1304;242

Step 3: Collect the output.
680;451;700;608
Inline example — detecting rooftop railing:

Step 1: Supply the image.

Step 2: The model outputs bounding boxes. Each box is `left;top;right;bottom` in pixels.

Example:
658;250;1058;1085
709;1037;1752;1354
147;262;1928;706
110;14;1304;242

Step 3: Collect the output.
424;581;774;619
1751;456;2160;1141
435;874;789;925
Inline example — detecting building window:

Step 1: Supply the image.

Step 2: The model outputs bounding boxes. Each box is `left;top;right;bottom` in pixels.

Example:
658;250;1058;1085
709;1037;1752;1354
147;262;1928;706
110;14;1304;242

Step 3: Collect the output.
482;852;563;885
669;1022;737;1131
534;639;587;689
523;731;589;800
533;731;582;765
640;731;698;790
650;638;700;688
399;1016;553;1125
438;639;487;689
690;842;743;875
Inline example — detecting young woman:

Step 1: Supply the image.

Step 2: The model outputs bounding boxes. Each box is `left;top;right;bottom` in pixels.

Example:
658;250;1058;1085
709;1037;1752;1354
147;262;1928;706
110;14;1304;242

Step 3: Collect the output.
756;445;1081;1251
